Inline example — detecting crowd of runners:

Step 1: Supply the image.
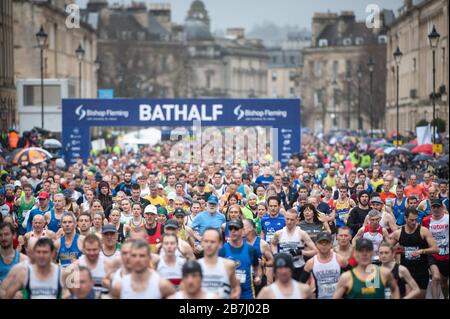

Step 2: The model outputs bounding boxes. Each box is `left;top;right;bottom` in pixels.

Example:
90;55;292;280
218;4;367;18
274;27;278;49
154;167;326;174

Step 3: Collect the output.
0;132;448;299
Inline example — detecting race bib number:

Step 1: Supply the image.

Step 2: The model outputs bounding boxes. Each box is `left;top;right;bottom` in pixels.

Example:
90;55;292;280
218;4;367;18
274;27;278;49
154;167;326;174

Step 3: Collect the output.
235;270;246;284
266;232;275;244
318;283;337;299
404;246;420;261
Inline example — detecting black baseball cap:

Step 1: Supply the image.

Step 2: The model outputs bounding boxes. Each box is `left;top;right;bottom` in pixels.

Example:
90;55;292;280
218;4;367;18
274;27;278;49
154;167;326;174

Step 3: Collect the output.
228;219;243;229
164;219;179;229
174;208;185;217
198;180;206;187
102;224;117;234
316;232;332;243
274;253;294;271
355;238;374;251
431;199;443;207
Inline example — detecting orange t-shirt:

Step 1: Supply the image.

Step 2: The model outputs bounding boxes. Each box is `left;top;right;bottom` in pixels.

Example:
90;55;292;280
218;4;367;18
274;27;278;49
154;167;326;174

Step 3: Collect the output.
380;191;396;204
404;184;426;201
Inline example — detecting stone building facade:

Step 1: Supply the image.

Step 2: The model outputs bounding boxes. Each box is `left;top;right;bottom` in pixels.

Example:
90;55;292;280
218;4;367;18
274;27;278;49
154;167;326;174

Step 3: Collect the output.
385;0;449;135
300;11;393;133
0;0;16;131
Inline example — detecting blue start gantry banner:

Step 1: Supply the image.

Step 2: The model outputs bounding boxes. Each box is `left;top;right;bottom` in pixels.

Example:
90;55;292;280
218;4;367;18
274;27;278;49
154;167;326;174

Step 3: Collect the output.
62;99;301;166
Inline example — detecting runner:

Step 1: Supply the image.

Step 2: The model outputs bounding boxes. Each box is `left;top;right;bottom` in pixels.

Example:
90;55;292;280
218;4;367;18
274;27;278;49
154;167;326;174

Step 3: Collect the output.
26;191;51;232
191;195;226;236
0;238;66;299
219;219;262;299
110;240;175;299
271;209;317;280
77;234;112;296
101;224;121;261
302;232;347;299
243;218;274;290
257;253;313;299
0;223;28;284
393;185;407;226
378;242;421;299
14;183;35;236
155;233;185;288
333;226;358;270
390;208;439;299
261;196;286;245
334;185;356;228
69;266;102;299
124;203;145;236
109;208;126;243
159;219;195;259
421;199;449;299
168;260;219;299
45;193;66;234
77;213;92;237
143;204;163;253
347;190;371;236
333;238;400;299
198;227;241;299
353;210;390;264
19;215;55;256
55;213;83;268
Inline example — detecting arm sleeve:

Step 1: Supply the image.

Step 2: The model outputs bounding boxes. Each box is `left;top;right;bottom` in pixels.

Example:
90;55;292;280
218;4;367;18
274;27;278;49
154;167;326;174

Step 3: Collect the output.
299;270;311;283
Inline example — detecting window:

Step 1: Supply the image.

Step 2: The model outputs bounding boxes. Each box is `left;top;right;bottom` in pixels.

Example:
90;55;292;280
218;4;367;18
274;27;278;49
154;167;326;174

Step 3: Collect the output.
378;35;387;44
343;38;352;46
290;56;296;65
318;39;328;47
413;57;417;72
333;61;339;78
289;70;296;81
290;87;295;95
23;85;61;106
346;60;352;76
313;61;321;77
272;56;277;64
355;37;364;45
272;71;277;81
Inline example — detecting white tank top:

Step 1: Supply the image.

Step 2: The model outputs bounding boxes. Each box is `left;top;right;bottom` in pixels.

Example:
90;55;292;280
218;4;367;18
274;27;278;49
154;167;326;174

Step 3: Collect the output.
198;257;231;299
111;267;125;287
429;214;449;257
269;280;303;299
26;263;61;299
312;252;341;299
120;271;162;299
380;213;389;230
156;255;184;287
79;254;108;294
278;226;305;268
100;249;121;262
362;225;384;261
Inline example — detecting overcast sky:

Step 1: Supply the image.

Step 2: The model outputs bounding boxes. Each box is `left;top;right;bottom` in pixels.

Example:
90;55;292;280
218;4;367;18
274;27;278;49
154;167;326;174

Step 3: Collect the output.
76;0;404;32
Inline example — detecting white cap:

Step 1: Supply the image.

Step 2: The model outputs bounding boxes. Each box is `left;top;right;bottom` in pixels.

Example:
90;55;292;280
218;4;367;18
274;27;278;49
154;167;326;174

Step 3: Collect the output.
14;180;22;187
144;205;157;214
168;192;176;201
158;184;164;189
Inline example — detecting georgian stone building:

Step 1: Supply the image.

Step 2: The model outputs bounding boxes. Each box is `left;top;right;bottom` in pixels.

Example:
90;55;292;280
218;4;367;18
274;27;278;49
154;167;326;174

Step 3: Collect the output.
385;0;449;134
0;0;16;131
13;0;97;133
300;11;394;133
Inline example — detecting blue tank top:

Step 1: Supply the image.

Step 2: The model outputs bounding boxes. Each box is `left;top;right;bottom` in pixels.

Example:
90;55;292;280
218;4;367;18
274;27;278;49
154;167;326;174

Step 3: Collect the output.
393;198;407;225
47;210;61;233
261;214;286;244
251;236;262;261
0;250;20;283
221;241;256;300
58;234;82;267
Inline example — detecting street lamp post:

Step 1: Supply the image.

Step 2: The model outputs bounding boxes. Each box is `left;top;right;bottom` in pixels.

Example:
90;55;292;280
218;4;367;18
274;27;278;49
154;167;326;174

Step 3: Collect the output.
36;26;48;129
428;25;440;150
76;44;85;98
367;57;375;137
394;47;403;148
357;64;362;131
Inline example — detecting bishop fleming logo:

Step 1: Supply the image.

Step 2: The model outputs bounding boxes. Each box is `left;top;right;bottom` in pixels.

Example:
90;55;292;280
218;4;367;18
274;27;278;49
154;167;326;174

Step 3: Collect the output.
75;105;86;121
234;105;244;120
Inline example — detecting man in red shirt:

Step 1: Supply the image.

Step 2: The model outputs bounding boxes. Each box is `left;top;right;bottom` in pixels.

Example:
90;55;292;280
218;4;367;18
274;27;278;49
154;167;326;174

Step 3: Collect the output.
404;175;427;202
380;180;396;204
420;173;434;197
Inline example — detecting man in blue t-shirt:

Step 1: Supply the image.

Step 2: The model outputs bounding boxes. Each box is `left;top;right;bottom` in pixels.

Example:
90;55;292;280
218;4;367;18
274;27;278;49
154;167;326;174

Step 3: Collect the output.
255;167;274;187
261;196;286;245
219;219;261;299
191;195;226;236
